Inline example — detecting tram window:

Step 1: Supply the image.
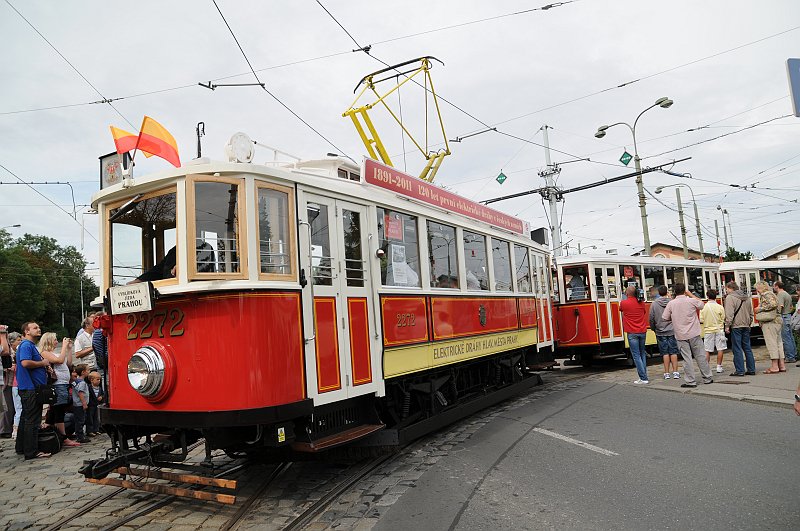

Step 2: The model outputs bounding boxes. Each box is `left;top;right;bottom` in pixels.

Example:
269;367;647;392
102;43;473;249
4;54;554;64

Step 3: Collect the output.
594;267;605;299
342;209;364;287
307;203;332;286
644;266;665;301
619;264;642;299
720;271;734;286
108;188;177;286
704;269;718;292
776;268;799;299
256;184;295;279
514;245;532;293
492;238;512;292
463;231;488;291
189;177;245;278
687;267;704;297
563;265;589;301
428;221;459;289
606;267;619;299
666;266;686;295
377;208;421;288
748;272;758;295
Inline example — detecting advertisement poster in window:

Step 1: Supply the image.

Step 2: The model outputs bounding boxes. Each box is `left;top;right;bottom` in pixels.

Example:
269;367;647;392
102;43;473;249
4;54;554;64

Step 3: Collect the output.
623;266;634;279
384;214;403;241
391;244;408;285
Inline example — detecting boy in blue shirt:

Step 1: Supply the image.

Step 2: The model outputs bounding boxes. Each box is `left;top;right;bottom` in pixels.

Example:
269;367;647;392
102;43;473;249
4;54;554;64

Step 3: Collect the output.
14;322;51;459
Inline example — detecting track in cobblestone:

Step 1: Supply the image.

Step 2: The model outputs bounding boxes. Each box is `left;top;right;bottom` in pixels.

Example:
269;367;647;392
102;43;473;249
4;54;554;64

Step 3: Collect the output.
219;462;293;531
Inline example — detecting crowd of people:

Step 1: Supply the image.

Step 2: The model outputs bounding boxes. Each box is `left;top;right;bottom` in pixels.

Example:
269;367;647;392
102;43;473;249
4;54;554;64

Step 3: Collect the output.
619;281;799;386
0;313;108;460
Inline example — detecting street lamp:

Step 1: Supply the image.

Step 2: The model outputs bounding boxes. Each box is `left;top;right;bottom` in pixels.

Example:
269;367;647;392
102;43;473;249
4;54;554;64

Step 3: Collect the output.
595;96;674;256
716;206;734;249
655;182;704;260
1;224;21;230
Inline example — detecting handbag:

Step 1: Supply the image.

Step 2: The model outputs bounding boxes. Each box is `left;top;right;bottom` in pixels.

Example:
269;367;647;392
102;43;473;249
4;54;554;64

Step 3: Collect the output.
45;364;58;384
35;384;57;405
755;309;777;323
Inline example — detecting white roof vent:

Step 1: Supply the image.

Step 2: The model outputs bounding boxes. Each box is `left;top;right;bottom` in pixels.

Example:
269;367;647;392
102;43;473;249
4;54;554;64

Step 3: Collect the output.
606;248;618;255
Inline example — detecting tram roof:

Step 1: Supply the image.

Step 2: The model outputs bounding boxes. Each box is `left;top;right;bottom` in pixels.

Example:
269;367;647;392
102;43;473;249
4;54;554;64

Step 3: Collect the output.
555;254;719;268
720;259;800;271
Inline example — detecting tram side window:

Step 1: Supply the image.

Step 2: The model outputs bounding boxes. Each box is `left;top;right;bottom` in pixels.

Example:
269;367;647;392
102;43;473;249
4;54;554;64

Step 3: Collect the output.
463;231;488;291
720;271;734;286
563;265;589;301
109;188;177;286
644;266;665;301
619;264;642;299
704;269;718;293
427;221;458;289
514;245;532;293
666;266;686;296
687;267;704;297
377;208;421;288
190;178;244;277
256;184;294;278
492;238;512;292
307;203;332;286
777;268;799;301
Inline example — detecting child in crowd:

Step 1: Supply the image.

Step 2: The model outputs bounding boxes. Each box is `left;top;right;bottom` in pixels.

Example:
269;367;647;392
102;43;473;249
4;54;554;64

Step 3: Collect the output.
86;371;103;436
700;289;727;373
71;364;90;443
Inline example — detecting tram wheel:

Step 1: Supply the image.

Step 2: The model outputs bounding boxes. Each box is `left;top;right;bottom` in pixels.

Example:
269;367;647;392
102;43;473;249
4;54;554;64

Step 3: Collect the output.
580;352;594;368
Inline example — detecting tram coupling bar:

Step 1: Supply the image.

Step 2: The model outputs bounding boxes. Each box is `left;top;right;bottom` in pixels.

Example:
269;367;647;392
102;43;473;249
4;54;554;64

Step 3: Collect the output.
79;440;173;479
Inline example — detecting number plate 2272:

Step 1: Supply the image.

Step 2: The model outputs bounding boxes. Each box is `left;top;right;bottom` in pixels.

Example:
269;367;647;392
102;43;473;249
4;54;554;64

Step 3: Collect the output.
126;308;185;340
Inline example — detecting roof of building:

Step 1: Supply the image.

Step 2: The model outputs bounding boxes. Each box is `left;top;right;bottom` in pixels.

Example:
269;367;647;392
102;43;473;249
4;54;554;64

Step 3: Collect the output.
632;241;718;258
760;240;799;259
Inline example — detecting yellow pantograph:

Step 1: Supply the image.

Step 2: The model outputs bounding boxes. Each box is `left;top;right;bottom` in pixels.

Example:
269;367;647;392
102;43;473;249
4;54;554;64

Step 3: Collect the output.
343;57;450;182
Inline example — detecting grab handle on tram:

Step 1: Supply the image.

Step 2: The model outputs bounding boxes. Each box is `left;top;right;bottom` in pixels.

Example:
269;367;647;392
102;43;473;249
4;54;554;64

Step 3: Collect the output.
299;219;316;345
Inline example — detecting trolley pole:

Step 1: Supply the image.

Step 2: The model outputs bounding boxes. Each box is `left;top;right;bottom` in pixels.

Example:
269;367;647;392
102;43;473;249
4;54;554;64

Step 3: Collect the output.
676;188;689;259
540;125;562;258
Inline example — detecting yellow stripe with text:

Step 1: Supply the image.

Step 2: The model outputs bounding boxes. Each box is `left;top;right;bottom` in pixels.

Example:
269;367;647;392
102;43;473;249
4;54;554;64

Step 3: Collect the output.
384;328;538;378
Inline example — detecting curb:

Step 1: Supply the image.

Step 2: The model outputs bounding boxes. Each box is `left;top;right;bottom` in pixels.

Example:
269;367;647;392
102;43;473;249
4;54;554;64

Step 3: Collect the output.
645;383;794;409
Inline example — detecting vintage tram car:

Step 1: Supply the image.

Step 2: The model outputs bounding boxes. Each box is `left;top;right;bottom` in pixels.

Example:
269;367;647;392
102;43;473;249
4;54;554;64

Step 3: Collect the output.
719;259;800;326
82;139;555;478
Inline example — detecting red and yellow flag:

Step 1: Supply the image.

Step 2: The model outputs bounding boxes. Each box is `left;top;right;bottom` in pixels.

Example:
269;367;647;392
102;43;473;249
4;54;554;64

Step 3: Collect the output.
135;116;181;167
109;126;138;154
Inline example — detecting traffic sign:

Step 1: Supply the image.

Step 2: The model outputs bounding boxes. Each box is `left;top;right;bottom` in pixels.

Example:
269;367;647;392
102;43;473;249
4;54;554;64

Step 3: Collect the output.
496;171;507;184
619;151;632;166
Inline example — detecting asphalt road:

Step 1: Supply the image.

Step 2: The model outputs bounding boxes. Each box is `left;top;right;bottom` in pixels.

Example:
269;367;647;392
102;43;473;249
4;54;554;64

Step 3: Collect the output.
375;379;800;530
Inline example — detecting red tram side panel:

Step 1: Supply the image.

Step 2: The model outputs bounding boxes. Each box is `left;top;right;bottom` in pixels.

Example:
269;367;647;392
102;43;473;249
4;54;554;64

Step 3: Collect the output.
109;292;305;411
314;297;341;393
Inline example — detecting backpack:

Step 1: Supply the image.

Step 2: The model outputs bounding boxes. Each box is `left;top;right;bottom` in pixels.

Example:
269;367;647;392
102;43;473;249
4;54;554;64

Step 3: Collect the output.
38;426;61;455
791;309;800;332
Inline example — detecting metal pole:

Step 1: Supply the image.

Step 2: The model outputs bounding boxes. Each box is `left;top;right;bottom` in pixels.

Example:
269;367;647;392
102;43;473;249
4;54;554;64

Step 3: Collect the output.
633;153;651;255
692;199;704;260
541;125;562;258
577;243;581;254
714;220;722;261
721;214;729;250
80;274;84;319
676;188;688;259
726;211;734;248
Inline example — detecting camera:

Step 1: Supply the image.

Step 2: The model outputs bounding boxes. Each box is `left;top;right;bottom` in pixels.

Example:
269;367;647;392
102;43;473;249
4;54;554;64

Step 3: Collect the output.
636;288;645;302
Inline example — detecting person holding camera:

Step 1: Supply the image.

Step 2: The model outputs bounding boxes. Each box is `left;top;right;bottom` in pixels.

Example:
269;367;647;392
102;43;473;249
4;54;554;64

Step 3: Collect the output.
662;283;714;388
620;285;649;384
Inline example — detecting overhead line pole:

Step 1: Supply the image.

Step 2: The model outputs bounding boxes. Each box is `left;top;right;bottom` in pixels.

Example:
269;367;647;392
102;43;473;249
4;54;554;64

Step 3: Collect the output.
540;125;562;257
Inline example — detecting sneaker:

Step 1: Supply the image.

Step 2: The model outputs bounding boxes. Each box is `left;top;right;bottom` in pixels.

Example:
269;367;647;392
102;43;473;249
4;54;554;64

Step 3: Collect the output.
633;379;649;384
716;365;724;373
62;438;81;447
703;379;714;384
672;372;680;379
664;373;671;380
77;438;90;444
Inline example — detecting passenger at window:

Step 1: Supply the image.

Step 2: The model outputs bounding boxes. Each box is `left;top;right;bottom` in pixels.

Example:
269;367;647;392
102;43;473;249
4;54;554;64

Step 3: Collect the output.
565;274;586;300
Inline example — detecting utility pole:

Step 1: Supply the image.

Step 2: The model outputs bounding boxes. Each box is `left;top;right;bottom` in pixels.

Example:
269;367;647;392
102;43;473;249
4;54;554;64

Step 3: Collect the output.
714;220;722;262
692;200;704;261
721;216;729;250
539;125;562;258
676;188;689;259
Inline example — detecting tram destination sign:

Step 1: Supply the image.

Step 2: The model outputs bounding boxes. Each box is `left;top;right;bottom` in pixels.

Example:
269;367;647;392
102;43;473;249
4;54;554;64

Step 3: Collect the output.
108;283;154;315
363;159;526;234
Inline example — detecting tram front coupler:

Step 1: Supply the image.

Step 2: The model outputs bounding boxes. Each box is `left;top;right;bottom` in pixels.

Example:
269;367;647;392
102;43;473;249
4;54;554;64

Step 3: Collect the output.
79;438;177;479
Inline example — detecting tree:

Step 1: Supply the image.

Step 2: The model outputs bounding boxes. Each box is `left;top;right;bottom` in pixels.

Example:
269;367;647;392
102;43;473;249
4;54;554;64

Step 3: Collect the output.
724;247;754;262
0;230;98;337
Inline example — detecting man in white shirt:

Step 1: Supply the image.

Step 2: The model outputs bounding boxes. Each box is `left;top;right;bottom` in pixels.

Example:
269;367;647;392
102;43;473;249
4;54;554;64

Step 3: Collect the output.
74;316;97;371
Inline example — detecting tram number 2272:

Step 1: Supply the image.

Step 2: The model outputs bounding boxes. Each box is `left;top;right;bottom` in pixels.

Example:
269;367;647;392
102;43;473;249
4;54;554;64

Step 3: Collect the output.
126;308;186;340
396;313;416;327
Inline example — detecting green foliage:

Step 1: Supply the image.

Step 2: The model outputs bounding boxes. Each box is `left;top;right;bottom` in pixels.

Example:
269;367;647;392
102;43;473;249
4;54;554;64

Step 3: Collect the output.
724;247;754;262
0;230;97;337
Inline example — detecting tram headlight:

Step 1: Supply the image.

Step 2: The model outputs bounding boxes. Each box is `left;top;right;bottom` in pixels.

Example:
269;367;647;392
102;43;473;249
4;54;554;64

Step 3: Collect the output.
127;346;165;397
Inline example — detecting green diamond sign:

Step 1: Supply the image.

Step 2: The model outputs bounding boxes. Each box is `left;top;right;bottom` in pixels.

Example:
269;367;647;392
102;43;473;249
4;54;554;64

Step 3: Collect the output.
619;151;633;166
496;171;507;184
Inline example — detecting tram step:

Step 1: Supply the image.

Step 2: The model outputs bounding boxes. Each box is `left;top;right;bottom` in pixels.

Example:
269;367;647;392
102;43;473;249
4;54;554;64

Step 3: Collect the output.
291;423;385;453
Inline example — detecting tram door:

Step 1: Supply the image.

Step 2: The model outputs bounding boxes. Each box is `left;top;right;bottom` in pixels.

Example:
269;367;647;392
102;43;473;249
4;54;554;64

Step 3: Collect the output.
300;194;379;406
594;265;623;342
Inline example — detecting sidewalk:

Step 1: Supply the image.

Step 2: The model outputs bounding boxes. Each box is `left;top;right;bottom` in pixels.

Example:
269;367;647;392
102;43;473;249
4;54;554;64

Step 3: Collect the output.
600;344;799;408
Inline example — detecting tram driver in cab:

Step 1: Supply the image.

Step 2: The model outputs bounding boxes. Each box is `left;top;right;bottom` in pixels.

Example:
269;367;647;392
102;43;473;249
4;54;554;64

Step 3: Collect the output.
563;269;587;301
128;242;216;284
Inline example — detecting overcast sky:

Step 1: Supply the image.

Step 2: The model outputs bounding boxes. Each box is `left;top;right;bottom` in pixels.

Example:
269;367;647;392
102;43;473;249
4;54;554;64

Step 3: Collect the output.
2;0;799;282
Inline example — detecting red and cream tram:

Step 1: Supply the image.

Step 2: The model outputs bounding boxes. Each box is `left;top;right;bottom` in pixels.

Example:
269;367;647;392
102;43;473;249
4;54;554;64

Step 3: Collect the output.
553;255;720;366
83;138;555;477
719;259;800;321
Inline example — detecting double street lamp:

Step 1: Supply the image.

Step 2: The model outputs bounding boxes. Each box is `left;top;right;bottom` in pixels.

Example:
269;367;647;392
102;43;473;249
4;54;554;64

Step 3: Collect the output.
655;182;704;261
595;97;674;256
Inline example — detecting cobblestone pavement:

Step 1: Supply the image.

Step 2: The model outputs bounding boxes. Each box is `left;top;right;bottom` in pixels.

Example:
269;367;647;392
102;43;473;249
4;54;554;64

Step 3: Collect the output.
0;372;590;530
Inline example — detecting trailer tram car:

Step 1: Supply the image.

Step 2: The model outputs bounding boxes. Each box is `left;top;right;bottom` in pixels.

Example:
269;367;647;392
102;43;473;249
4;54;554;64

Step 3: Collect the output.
719;259;800;325
82;138;555;478
553;255;720;366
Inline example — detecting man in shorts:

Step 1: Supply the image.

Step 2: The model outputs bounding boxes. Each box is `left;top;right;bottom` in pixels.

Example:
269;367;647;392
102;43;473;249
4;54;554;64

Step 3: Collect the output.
700;288;727;373
649;285;680;380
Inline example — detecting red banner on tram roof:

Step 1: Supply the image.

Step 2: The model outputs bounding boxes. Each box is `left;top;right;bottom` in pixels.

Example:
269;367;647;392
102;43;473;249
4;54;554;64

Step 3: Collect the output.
363;159;526;234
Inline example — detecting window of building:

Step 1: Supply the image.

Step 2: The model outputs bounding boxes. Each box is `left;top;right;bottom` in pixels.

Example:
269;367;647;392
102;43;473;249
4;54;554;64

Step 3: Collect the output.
563;265;589;301
187;176;247;279
619;264;642;299
377;208;421;288
256;183;295;280
644;266;665;301
514;245;532;293
428;221;458;289
108;187;177;287
463;230;488;291
492;238;512;292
